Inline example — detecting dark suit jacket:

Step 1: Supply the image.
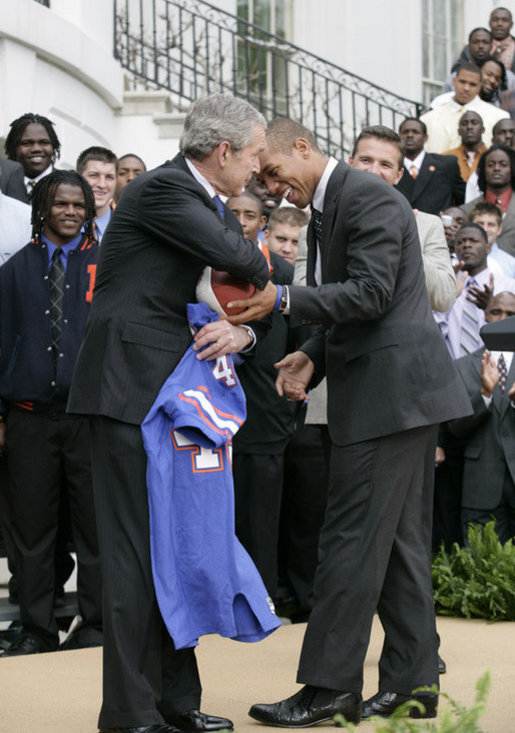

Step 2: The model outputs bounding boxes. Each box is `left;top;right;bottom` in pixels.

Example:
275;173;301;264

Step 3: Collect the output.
288;161;471;447
395;152;465;215
68;154;271;425
447;348;515;509
0;157;28;203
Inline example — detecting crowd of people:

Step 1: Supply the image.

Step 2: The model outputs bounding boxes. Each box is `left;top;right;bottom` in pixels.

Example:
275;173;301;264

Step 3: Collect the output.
0;6;514;732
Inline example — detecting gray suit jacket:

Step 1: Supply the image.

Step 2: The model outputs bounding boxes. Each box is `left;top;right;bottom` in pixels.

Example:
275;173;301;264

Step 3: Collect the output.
461;193;515;258
448;348;515;509
289;161;471;446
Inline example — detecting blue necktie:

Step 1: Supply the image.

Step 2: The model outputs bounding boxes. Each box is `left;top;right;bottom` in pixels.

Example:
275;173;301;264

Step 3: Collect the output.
213;195;225;220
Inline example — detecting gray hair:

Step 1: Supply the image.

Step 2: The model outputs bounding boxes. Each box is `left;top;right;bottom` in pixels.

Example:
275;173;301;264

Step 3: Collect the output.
179;94;266;160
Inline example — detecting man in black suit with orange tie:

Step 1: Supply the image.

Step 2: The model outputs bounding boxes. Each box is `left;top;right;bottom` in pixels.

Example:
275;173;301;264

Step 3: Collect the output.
68;94;277;733
227;118;471;724
395;117;465;214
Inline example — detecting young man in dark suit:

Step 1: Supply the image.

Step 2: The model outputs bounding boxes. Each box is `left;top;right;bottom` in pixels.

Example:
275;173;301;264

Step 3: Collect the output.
395;117;465;214
448;290;515;544
68;94;276;733
228;118;472;724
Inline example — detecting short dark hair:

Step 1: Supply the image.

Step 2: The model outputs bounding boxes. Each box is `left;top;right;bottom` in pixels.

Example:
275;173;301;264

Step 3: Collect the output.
470;200;503;225
268;206;309;232
352;125;404;168
399;117;427;136
266;118;321;154
117;153;147;171
455;222;488;244
31;170;96;241
227;189;264;216
455;61;481;77
477;144;515;192
468;26;492;43
76;146;118;174
4;113;61;163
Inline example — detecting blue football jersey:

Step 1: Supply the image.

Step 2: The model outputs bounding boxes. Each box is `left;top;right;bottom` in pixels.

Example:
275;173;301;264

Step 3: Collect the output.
142;302;281;649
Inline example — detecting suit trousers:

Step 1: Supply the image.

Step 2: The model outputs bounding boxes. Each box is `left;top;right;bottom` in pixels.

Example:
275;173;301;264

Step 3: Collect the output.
5;410;101;646
462;464;515;544
297;424;439;694
90;416;201;729
279;424;329;612
233;450;285;597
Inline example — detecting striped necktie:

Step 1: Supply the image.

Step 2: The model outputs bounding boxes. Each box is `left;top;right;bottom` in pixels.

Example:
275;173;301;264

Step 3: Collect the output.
49;248;65;356
459;279;481;356
497;354;508;393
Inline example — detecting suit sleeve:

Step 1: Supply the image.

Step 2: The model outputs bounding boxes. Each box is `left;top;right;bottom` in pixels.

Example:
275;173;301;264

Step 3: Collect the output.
419;215;457;312
446;356;491;437
136;174;270;290
288;180;405;327
447;155;465;205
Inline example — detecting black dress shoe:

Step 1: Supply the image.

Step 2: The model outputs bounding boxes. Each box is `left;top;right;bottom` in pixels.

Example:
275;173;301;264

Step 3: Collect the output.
99;725;183;732
438;655;447;674
362;690;438;719
1;634;57;657
166;710;233;731
249;685;362;727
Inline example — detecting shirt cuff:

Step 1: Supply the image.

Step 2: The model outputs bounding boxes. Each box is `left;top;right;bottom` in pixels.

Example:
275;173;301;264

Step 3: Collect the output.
239;325;256;353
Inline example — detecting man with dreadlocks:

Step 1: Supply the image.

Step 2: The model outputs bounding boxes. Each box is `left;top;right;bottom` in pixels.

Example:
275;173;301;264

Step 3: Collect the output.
0;170;102;656
4;112;61;202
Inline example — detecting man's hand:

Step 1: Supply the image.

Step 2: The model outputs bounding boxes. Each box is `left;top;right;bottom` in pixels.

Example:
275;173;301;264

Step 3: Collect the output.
455;269;467;297
227;280;278;325
480;349;499;397
275;351;314;401
466;273;494;311
193;320;252;361
0;423;6;457
435;445;446;466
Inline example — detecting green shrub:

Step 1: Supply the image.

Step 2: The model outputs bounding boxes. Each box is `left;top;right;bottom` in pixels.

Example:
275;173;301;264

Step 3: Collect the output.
335;670;491;732
432;521;515;621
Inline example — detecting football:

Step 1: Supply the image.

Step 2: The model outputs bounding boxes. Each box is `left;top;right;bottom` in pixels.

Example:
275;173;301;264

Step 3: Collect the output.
196;266;256;316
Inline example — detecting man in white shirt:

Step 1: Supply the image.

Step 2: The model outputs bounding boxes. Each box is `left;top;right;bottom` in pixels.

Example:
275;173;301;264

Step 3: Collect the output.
0;186;32;264
434;223;515;359
421;63;509;153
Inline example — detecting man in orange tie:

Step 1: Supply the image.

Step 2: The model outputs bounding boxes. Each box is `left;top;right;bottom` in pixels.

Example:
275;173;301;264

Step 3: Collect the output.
395;117;465;215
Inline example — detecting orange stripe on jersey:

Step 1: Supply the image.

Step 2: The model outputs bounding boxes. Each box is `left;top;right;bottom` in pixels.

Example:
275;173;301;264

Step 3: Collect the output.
178;393;234;440
195;385;244;425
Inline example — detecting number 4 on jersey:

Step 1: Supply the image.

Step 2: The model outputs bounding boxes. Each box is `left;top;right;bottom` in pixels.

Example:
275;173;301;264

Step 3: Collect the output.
212;355;237;387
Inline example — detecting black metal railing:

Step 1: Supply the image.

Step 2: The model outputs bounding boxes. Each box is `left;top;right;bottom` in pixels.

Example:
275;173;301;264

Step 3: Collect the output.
113;0;423;157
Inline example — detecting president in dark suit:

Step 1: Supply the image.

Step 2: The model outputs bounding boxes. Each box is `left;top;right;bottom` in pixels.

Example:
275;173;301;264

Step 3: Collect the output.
448;291;515;544
228;119;472;724
68;94;276;733
395;118;465;214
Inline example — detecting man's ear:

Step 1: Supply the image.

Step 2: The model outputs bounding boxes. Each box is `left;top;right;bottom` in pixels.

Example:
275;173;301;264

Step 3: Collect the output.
217;141;231;166
259;214;267;231
293;138;311;158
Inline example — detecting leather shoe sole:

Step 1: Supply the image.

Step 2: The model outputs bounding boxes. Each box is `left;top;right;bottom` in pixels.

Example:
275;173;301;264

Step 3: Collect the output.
249;686;362;727
362;690;438;719
99;724;183;732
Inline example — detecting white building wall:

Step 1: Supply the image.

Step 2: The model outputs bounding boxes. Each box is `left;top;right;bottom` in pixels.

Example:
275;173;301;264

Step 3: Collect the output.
0;0;513;169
